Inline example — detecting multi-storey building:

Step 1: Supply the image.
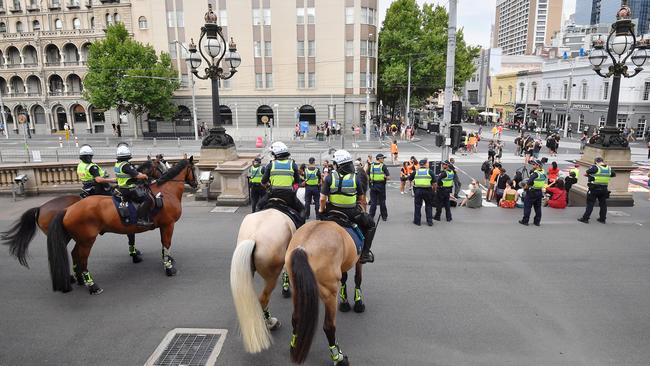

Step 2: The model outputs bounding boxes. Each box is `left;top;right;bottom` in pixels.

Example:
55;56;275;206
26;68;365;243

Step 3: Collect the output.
585;0;650;35
492;0;564;55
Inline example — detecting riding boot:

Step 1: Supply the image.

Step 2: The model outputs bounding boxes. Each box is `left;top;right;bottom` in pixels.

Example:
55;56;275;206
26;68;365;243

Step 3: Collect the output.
359;224;376;264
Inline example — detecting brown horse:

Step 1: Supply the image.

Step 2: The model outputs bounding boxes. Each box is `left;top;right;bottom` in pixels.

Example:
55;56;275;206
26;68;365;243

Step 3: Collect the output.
1;160;163;267
285;220;362;366
9;158;198;295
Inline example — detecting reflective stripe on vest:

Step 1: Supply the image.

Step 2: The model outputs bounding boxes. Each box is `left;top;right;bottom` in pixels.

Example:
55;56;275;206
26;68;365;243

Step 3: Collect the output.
370;163;385;182
593;165;611;185
249;166;263;184
270;160;294;189
532;169;546;189
114;161;135;188
442;170;454;188
570;168;579;178
413;168;433;188
305;168;319;186
77;162;105;183
329;171;357;208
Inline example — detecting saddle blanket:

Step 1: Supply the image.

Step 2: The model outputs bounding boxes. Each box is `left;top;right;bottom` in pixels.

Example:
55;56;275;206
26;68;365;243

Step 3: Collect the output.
112;195;138;225
344;226;365;255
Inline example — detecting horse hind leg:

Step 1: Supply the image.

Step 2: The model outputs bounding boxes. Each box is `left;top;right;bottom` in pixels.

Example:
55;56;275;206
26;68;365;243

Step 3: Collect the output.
159;224;177;276
260;277;281;331
281;270;291;298
76;240;103;295
338;271;351;312
70;244;84;286
127;233;143;263
324;288;349;366
353;262;365;313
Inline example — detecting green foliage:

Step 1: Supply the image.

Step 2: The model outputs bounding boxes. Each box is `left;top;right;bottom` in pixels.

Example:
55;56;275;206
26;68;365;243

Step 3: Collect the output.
83;23;180;120
468;107;479;118
378;0;481;109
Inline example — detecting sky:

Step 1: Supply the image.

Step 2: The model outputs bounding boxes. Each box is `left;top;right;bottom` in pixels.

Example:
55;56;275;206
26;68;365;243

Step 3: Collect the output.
378;0;578;48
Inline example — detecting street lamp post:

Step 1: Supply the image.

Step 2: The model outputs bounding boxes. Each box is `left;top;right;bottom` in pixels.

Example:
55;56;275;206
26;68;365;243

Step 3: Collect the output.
174;41;200;141
187;3;241;149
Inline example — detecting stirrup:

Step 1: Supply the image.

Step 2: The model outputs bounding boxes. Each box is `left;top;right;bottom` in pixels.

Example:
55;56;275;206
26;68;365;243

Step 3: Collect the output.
359;250;374;264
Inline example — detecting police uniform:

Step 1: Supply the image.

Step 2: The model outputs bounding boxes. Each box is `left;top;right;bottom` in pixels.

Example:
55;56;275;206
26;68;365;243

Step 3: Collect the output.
303;165;322;219
248;163;265;213
260;158;304;213
434;164;455;222
77;161;110;196
520;165;546;226
367;159;390;220
115;159;152;226
579;162;615;223
409;164;435;226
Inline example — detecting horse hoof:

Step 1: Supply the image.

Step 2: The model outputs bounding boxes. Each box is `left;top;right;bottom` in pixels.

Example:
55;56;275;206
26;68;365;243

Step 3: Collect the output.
266;317;281;331
165;267;178;276
88;284;103;295
282;287;291;298
70;275;76;284
353;301;365;313
339;302;351;312
131;254;143;264
74;274;84;286
334;355;350;366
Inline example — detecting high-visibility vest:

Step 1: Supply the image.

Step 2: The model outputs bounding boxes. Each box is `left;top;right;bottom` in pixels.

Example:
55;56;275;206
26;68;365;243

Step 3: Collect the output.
249;166;263;184
593;164;611;185
441;170;454;188
413;168;433;188
532;169;547;189
77;161;104;183
329;171;357;208
370;163;385;182
114;161;136;188
305;167;320;186
570;167;579;178
269;159;295;189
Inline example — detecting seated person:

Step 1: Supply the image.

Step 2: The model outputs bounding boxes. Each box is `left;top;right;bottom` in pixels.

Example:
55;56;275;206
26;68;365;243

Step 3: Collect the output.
459;180;482;208
499;180;517;208
543;178;567;209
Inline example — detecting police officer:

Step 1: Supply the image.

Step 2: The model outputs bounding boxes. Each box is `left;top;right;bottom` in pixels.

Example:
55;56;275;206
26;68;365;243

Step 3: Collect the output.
114;144;152;227
303;157;322;219
434;161;454;222
259;141;304;214
319;150;376;263
578;156;615;224
409;159;435;226
247;157;265;213
77;144;114;196
367;153;390;221
519;159;546;226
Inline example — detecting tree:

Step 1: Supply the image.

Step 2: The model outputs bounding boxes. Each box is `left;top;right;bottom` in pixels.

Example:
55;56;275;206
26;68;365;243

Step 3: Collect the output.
83;23;179;130
378;0;481;119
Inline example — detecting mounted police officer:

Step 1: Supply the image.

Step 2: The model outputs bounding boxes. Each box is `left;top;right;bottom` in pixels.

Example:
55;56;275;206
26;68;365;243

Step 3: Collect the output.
367;153;390;221
409;159;435;226
303;157;322;219
77;144;114;196
247;157;265;213
114;144;152;227
259;141;304;214
434;160;455;222
578;156;615;224
320;149;376;263
519;159;546;226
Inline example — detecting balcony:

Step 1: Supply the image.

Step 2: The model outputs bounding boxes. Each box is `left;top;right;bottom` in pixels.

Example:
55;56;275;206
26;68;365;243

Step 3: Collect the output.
45;61;61;67
10;6;22;13
49;2;61;10
5;63;22;69
63;61;79;66
49;91;64;96
27;5;40;11
23;62;38;68
67;1;81;9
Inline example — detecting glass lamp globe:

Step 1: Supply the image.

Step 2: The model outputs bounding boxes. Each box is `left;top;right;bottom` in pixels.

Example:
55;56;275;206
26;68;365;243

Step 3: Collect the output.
589;48;607;67
205;38;222;58
226;51;242;69
188;51;202;70
609;34;634;56
631;47;648;67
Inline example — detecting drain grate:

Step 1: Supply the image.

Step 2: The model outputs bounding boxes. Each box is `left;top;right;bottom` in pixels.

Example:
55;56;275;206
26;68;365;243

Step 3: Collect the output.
145;328;228;366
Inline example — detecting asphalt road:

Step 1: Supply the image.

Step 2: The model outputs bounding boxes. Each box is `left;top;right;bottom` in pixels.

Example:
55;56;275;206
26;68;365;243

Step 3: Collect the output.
1;178;649;365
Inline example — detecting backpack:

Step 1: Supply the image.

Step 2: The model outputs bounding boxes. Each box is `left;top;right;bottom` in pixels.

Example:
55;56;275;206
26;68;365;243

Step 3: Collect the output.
481;161;491;173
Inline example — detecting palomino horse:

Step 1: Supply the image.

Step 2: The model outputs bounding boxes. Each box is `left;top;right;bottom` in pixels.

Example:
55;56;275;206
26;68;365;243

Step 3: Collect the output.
230;206;299;353
10;158;197;295
286;220;361;366
1;160;162;266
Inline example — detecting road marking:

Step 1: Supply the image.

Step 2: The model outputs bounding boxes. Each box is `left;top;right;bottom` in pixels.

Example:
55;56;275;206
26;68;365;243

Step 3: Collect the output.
412;143;432;152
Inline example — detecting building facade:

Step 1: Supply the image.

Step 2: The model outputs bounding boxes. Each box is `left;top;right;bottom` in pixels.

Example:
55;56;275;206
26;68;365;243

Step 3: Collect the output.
488;71;519;122
588;0;650;35
575;0;594;25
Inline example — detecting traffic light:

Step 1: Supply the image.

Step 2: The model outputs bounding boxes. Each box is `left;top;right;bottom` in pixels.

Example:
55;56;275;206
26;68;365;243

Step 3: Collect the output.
451;101;462;124
450;125;464;150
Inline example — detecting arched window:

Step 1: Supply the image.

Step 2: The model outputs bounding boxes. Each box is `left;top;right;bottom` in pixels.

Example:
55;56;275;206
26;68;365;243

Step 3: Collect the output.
498;87;503;103
219;105;233;125
105;13;113;26
531;82;538;101
32;20;40;31
546;84;551;99
581;81;588;100
55;19;63;30
138;16;148;29
72;18;81;30
114;13;121;23
0;22;6;33
90;17;95;29
256;105;274;126
299;105;317;125
508;86;513;102
16;21;23;33
519;82;525;101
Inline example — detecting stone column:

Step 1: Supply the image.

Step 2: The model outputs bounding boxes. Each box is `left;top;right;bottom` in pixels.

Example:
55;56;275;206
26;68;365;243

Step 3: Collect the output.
85;107;92;133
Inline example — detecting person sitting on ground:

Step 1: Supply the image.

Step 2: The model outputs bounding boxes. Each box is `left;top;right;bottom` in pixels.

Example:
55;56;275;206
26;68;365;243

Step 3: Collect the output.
544;178;567;209
547;161;560;183
459;179;482;208
494;168;510;203
515;181;526;208
564;171;578;205
499;180;517;208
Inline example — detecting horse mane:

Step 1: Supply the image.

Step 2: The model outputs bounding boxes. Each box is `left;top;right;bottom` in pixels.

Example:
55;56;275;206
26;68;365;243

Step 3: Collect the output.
155;159;189;185
137;160;153;173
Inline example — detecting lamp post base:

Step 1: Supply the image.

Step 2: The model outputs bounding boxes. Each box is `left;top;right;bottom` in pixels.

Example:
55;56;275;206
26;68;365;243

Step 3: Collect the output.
588;126;629;148
201;126;235;149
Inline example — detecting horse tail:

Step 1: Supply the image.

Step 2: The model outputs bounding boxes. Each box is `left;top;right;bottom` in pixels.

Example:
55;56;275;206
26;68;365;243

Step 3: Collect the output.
46;211;72;293
289;247;319;364
230;239;271;353
1;207;40;267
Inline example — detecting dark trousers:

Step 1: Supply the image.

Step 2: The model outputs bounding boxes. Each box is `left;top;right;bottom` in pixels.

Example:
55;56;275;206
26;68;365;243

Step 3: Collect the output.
413;188;434;224
434;187;452;221
303;185;321;219
258;189;305;214
250;185;265;213
522;189;543;224
368;184;387;219
582;187;608;221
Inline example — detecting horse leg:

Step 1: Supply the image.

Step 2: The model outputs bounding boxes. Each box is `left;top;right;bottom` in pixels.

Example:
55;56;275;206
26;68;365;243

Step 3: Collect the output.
324;288;349;366
281;269;291;298
353;262;365;313
260;276;281;331
127;233;143;263
76;240;103;295
338;271;351;312
70;244;84;286
159;224;177;276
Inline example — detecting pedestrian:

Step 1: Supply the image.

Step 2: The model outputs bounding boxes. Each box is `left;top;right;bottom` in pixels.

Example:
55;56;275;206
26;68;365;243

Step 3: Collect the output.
355;159;369;197
322;159;330;178
449;157;461;198
400;161;411;195
487;163;501;201
578;157;615;224
580;131;588;153
391;140;399;164
247;157;266;213
567;126;573;139
544;178;567;209
519;159;546;226
495;140;503;163
494;168;510;203
409;159;435;226
459;179;482;208
491;125;498;138
487;140;496;163
497;124;503;139
303;157;322;220
367;153;390;221
468;133;477;155
481;159;493;187
434;160;455;222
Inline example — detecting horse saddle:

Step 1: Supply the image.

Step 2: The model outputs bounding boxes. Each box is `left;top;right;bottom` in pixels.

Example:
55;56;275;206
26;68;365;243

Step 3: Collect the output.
261;198;305;229
322;211;365;254
112;188;164;226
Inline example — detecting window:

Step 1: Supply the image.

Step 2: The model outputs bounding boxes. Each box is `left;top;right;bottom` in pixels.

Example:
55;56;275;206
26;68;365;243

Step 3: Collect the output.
508;86;513;102
308;40;315;57
345;7;354;24
499;88;503;102
308;72;315;88
264;41;272;57
219;10;227;27
254;41;261;57
298;72;305;88
599;115;606;128
581;82;588;100
603;81;609;100
360;40;367;56
368;41;375;57
106;13;113;26
532;84;537;100
175;11;183;27
168;42;177;59
16;21;23;33
297;41;304;57
361;7;375;24
362;73;374;88
0;23;5;33
617;116;627;129
307;7;315;24
361;7;367;24
368;8;375;25
255;73;263;88
114;13;121;23
12;0;19;9
361;72;367;88
138;16;148;29
346;41;354;57
520;84;525;101
345;72;353;88
643;81;650;100
55;18;62;30
636;119;646;137
167;11;183;27
263;9;271;25
90;17;95;29
252;9;261;25
296;8;304;24
72;18;80;30
563;83;568;99
32;20;40;31
265;73;273;88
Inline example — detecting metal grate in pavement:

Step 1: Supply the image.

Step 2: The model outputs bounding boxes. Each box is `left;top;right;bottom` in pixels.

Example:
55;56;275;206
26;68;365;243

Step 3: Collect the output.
145;328;228;366
210;206;239;213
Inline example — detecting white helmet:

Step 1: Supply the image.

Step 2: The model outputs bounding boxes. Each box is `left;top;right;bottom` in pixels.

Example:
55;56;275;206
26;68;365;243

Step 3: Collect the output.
333;149;353;165
79;145;94;156
270;141;289;157
116;145;131;159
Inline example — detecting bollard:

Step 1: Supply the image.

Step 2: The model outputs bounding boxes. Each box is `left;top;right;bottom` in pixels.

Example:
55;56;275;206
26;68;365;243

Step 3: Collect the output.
153;137;157;147
74;136;79;147
59;136;63;148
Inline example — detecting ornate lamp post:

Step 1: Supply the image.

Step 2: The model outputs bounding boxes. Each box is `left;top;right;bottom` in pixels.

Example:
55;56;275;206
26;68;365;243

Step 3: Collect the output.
187;3;241;149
